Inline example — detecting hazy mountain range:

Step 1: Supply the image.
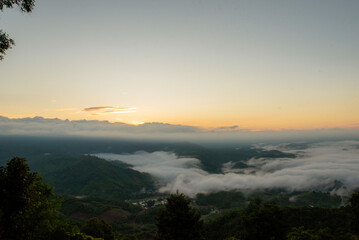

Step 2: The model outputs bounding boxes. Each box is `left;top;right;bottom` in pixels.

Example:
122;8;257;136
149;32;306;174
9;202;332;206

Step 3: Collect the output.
1;116;359;145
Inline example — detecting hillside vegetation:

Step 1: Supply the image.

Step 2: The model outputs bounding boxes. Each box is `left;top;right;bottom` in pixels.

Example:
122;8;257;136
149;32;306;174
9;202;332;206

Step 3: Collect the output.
28;153;155;199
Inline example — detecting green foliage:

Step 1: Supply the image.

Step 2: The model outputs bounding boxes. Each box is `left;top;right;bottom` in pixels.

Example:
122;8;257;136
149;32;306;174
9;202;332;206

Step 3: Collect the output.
119;234;139;240
282;206;352;234
0;0;35;12
28;153;155;199
287;227;315;240
81;217;115;240
350;192;359;233
70;232;99;240
248;190;342;208
61;196;141;218
203;210;242;240
203;198;359;240
350;192;359;208
239;199;285;240
195;190;342;215
288;227;359;240
0;30;14;60
203;200;285;240
156;192;203;240
59;195;162;239
0;0;35;60
0;157;68;239
1;141;358;240
196;191;247;209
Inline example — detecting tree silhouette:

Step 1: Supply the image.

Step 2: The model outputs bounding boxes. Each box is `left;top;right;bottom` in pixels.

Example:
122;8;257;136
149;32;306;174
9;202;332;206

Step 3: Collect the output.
156;192;202;240
0;157;62;239
0;0;35;60
350;192;359;234
287;227;315;240
239;199;285;240
81;217;115;240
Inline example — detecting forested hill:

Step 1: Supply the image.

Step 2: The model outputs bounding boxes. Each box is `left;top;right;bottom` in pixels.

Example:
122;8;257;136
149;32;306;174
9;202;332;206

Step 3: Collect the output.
28;153;155;199
0;135;295;173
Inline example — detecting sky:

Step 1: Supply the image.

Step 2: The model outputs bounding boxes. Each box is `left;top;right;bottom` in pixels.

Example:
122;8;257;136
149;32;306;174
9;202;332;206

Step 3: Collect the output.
1;0;359;130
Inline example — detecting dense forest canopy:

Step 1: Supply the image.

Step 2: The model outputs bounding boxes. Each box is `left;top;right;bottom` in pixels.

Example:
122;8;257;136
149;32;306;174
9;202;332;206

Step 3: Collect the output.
1;157;359;239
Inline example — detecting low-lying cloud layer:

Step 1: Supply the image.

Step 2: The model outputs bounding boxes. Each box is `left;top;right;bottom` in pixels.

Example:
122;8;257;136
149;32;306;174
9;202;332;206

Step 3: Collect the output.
95;141;359;197
0;116;197;138
1;116;358;144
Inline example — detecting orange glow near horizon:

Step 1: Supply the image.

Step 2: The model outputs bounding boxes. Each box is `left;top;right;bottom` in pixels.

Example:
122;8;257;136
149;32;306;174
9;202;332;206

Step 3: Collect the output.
2;110;358;131
1;1;359;135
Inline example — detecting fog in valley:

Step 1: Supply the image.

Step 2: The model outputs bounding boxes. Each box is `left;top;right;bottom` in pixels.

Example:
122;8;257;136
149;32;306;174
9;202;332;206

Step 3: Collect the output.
95;141;359;197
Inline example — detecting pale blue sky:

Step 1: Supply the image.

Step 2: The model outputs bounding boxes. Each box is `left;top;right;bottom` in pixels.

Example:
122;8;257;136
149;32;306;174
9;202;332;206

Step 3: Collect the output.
1;0;358;129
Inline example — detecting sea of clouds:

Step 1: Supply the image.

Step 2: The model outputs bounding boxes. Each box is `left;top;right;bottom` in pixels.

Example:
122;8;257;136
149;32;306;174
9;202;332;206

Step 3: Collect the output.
1;116;359;145
95;141;359;197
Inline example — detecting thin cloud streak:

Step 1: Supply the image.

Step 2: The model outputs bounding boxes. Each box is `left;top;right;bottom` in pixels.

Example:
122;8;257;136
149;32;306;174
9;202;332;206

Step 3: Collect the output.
56;108;77;112
83;106;136;115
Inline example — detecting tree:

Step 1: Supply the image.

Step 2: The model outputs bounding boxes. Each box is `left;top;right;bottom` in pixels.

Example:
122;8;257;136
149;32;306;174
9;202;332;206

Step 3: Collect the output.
287;227;315;240
350;192;359;234
0;157;62;239
156;192;203;240
239;199;285;240
0;0;35;60
81;217;115;240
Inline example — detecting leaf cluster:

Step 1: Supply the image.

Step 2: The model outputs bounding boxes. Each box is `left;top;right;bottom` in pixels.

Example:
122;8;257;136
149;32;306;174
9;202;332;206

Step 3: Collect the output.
0;30;14;60
0;0;35;12
0;0;35;60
